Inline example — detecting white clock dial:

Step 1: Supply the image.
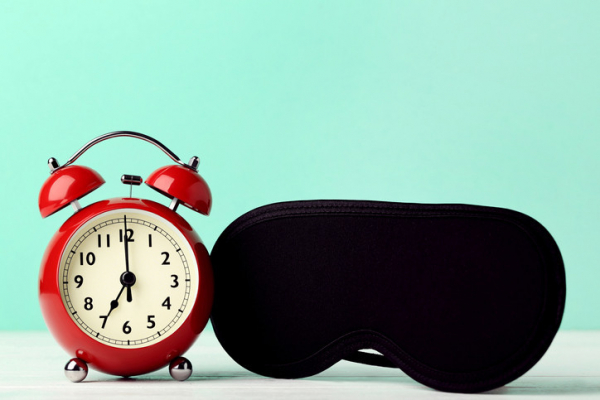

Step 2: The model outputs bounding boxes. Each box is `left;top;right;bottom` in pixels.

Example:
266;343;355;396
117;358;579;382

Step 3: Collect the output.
59;209;199;349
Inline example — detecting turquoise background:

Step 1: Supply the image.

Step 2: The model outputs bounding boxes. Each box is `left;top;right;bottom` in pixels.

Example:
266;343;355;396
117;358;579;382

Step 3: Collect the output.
0;1;598;330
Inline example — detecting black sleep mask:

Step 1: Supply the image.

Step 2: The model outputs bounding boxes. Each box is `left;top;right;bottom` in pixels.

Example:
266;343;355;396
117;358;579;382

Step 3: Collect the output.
209;200;565;393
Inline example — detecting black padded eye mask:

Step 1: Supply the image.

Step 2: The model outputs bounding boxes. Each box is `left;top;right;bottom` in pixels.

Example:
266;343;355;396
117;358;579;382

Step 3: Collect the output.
209;200;565;393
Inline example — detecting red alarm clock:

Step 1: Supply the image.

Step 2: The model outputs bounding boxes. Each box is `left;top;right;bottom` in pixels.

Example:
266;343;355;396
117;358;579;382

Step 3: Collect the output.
38;131;213;382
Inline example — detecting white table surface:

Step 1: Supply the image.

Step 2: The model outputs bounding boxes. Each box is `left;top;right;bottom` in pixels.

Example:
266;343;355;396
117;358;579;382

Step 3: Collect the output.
0;329;598;399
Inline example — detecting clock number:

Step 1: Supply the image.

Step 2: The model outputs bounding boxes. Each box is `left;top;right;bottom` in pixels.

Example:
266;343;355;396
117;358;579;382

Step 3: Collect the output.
79;252;96;266
123;321;131;334
97;234;110;248
171;274;179;288
162;297;171;310
84;297;93;311
119;228;134;243
148;234;152;247
161;252;170;265
147;315;156;329
99;315;108;329
74;275;84;288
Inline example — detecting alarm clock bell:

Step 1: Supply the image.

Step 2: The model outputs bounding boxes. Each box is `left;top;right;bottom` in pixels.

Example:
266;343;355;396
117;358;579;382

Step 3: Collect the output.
38;164;105;218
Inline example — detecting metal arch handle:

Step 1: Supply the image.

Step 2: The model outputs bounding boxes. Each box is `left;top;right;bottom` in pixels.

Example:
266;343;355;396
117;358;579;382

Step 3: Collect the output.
51;131;187;172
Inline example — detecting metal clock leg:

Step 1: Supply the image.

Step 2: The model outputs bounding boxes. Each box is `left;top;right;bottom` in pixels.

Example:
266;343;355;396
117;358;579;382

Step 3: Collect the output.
169;356;192;381
64;358;88;382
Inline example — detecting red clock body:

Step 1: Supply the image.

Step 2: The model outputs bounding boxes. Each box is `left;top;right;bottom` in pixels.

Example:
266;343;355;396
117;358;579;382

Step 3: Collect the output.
39;198;213;377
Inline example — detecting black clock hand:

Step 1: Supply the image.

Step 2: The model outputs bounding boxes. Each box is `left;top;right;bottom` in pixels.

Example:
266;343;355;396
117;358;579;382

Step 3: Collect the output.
107;285;125;317
123;216;130;273
100;285;125;329
123;216;134;302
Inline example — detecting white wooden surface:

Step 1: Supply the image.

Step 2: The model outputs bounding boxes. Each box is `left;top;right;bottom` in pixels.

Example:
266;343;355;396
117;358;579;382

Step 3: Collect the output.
0;329;598;399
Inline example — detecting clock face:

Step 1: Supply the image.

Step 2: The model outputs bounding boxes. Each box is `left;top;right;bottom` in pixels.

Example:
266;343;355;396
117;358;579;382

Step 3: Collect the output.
59;208;199;349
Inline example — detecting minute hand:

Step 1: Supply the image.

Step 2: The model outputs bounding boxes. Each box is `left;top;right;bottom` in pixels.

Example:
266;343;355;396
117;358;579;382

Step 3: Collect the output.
123;216;133;302
123;216;131;272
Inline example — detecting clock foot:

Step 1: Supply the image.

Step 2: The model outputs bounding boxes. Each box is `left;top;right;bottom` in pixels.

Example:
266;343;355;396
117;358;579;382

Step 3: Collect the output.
169;357;192;381
64;358;88;382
